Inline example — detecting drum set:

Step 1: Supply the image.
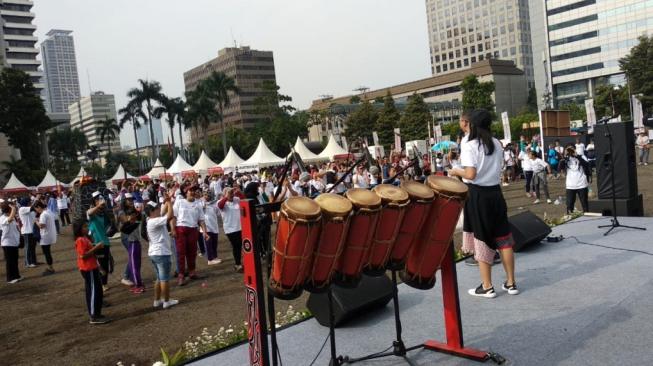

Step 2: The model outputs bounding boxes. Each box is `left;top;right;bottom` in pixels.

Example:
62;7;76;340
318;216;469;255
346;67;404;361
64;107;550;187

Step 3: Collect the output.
240;174;491;366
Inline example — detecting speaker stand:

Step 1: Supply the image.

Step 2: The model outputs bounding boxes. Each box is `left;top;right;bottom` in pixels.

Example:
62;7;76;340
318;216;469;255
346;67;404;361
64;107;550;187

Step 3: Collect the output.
327;288;344;366
597;122;646;236
341;270;422;365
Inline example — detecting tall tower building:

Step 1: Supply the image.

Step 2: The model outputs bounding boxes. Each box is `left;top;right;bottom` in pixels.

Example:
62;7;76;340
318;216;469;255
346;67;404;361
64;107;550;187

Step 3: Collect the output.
533;0;653;107
425;0;534;87
41;29;81;114
183;46;276;142
0;0;42;89
68;91;121;161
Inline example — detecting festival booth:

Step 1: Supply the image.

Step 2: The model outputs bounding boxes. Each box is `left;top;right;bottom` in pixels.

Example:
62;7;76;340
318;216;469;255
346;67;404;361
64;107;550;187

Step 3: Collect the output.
238;138;285;170
318;135;348;161
105;164;136;187
1;173;30;195
69;167;88;186
36;170;65;191
167;155;194;181
192;151;219;176
145;159;172;181
288;136;326;163
217;147;245;173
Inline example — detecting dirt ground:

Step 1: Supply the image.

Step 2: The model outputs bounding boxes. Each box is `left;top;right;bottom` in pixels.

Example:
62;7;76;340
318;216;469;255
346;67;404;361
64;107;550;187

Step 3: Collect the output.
1;165;651;366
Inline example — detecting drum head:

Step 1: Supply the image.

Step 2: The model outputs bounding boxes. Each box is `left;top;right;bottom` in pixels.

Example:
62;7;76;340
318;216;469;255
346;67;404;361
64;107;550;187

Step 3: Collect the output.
282;196;321;220
315;193;352;218
426;175;468;199
373;184;409;206
345;188;381;210
401;181;434;201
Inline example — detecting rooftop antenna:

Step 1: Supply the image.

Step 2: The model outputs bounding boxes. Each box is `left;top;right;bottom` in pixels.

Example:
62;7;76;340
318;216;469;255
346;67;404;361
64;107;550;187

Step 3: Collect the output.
230;28;237;48
353;86;370;100
86;68;92;94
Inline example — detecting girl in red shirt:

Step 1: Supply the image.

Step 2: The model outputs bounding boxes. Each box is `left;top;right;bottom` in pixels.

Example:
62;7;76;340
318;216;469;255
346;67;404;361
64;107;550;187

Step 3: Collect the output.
74;222;110;324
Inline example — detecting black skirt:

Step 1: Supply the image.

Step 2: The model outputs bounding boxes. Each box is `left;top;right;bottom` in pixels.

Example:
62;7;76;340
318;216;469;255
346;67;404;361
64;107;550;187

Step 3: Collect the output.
462;184;512;250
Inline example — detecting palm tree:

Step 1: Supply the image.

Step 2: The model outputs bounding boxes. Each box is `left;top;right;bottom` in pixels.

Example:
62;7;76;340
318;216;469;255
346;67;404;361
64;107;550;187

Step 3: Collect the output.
95;117;120;155
154;96;186;158
119;102;147;171
185;82;220;149
126;79;166;161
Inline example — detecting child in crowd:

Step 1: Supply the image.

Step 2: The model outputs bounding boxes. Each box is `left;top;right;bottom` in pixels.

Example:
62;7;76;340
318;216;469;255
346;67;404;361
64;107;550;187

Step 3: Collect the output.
145;198;179;309
201;191;222;266
529;150;552;204
74;221;109;324
519;147;534;198
122;207;145;293
564;145;590;214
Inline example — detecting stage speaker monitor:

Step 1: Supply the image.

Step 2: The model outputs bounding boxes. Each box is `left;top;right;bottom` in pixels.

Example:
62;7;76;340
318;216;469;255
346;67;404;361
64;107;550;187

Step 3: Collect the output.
307;274;393;328
588;194;644;217
594;121;638;199
509;211;551;252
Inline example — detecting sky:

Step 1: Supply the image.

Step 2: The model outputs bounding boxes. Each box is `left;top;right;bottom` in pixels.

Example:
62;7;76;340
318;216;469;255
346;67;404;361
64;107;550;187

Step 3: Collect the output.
33;0;431;149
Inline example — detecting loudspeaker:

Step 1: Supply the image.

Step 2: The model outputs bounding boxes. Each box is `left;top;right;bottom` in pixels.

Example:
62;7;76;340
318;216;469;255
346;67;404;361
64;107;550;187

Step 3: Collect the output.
594;122;638;199
508;211;551;252
588;194;644;217
307;275;393;328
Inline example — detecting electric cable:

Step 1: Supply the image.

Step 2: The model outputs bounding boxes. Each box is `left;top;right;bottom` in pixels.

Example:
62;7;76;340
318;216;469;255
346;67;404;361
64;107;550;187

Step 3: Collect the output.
307;333;330;366
566;236;653;256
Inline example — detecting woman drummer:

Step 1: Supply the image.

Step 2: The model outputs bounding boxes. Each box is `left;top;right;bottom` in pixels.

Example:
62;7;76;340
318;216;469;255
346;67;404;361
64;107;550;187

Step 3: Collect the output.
449;109;519;298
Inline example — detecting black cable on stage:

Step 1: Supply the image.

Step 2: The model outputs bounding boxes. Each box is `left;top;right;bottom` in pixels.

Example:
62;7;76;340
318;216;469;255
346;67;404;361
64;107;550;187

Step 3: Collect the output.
566;236;653;257
307;333;330;366
277;346;283;366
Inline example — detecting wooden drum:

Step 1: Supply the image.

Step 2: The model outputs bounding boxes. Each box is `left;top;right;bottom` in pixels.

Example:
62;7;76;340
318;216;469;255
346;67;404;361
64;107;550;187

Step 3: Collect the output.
401;176;468;290
335;188;382;287
365;184;410;276
270;197;322;300
307;193;353;292
387;181;435;270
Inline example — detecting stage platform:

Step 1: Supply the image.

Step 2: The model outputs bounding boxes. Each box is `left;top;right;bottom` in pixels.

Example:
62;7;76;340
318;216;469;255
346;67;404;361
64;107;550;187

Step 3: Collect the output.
189;216;653;366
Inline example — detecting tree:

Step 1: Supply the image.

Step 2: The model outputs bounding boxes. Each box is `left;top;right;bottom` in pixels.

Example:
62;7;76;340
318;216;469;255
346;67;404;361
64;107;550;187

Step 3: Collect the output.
373;96;384;104
95;117;120;155
126;79;167;161
620;35;653;112
0;68;52;169
526;87;538;112
509;111;539;140
349;95;361;104
399;93;430;142
345;100;377;144
253;80;295;123
375;90;400;148
203;71;240;155
461;74;496;117
154;96;185;158
593;84;630;120
0;156;45;186
185;81;220;150
559;103;587;121
118;102;147;171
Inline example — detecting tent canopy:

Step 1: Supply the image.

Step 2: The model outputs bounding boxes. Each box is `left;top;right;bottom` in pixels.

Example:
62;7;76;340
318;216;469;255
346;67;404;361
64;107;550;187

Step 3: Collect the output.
167;155;193;174
69;167;87;185
192;151;219;173
288;137;326;163
106;164;136;185
146;158;167;178
2;173;29;193
239;138;285;169
217;147;245;170
37;170;62;190
318;135;348;160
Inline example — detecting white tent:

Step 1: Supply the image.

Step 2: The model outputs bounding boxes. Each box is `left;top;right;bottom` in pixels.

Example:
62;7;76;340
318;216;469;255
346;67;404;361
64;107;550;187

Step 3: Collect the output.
167;155;194;174
1;173;29;193
37;170;62;190
239;138;285;169
217;147;245;171
318;135;349;160
106;164;136;185
192;151;219;173
288;137;326;163
146;158;167;178
69;167;87;185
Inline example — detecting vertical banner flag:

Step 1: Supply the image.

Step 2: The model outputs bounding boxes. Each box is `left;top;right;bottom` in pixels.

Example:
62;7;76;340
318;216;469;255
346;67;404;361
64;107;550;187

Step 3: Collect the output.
372;131;380;146
632;95;644;130
341;136;348;152
394;128;401;153
501;111;511;142
585;99;596;134
435;125;443;143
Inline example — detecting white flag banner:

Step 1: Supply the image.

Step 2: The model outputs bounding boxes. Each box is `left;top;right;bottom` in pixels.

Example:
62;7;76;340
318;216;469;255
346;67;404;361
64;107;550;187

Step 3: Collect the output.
372;131;380;146
394;128;401;153
434;125;443;142
632;95;644;129
585;99;596;134
501;111;511;141
341;136;348;152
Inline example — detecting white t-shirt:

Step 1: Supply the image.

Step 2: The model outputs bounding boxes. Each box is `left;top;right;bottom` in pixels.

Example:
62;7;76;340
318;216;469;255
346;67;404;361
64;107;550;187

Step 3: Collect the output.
566;156;588;190
530;158;548;174
147;216;172;256
0;214;20;247
575;143;586;157
18;206;35;234
173;198;204;228
39;210;57;245
57;196;69;209
292;180;306;197
519;151;532;171
210;180;223;198
460;137;503;186
352;172;370;188
203;204;220;234
504;150;515;166
219;197;242;234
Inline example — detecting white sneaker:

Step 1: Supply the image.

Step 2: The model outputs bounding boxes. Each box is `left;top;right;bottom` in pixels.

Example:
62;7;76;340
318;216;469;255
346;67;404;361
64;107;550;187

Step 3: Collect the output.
208;259;223;265
525;192;531;198
502;183;509;187
533;199;540;204
153;300;163;308
8;278;22;284
502;282;520;295
121;278;134;286
546;199;552;204
468;284;497;298
163;299;179;309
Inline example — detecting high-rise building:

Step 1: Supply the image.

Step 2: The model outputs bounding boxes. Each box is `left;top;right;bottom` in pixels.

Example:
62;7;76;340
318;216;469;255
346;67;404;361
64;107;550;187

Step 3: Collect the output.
183;46;276;141
425;0;534;87
533;0;653;107
68;91;121;161
0;0;43;89
41;29;80;114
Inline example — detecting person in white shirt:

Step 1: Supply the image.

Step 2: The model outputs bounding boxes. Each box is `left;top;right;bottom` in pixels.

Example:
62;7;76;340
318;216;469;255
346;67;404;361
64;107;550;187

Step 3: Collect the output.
209;175;223;198
201;191;222;265
519;147;534;198
218;187;244;272
449;109;519;298
636;131;650;165
564;145;590;214
172;185;210;285
1;201;22;283
18;197;38;267
502;146;516;186
309;172;326;196
145;199;179;309
34;202;57;275
57;192;71;227
529;150;551;204
575;137;586;158
352;166;370;188
292;172;311;197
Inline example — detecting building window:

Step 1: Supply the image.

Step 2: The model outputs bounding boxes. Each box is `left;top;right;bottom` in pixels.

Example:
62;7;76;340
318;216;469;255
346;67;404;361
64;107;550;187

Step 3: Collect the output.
548;0;596;16
549;31;598;47
550;46;601;62
443;64;448;71
551;62;604;77
436;65;442;73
